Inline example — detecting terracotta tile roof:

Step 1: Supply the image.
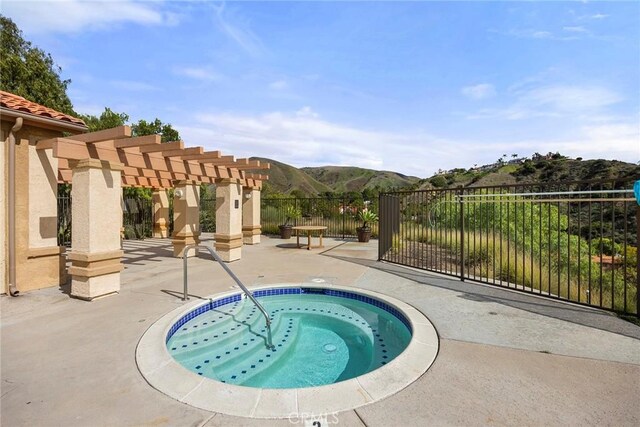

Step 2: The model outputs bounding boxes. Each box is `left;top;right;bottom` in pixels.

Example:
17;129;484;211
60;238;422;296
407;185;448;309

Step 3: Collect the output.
0;90;86;126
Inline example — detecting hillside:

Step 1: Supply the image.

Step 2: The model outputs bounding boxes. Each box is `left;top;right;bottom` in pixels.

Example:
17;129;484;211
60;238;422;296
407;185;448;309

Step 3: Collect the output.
252;155;639;196
250;157;332;195
301;166;419;193
252;158;420;195
417;157;640;190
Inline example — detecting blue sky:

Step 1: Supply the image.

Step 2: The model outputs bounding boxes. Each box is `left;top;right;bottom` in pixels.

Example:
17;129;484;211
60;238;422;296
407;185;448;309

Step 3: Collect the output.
4;0;639;177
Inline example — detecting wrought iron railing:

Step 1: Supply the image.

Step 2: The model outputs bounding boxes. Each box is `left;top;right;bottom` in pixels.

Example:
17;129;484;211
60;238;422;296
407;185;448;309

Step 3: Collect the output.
379;178;639;316
261;197;379;239
58;192;217;247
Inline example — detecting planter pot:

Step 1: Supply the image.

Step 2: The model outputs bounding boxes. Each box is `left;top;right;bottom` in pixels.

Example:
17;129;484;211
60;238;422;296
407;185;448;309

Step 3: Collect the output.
356;227;372;243
279;225;293;239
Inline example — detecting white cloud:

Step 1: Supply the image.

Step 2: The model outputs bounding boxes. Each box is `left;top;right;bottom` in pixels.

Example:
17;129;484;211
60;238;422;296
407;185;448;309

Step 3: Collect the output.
177;108;448;176
469;84;623;120
2;0;175;34
461;83;496;100
269;80;288;91
174;105;638;178
522;85;622;112
213;2;264;57
494;28;581;41
173;67;223;82
578;13;609;21
563;26;588;33
296;106;318;118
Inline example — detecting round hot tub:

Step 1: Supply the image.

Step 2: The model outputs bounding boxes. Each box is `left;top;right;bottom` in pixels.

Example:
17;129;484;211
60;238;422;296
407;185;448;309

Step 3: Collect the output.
137;284;438;418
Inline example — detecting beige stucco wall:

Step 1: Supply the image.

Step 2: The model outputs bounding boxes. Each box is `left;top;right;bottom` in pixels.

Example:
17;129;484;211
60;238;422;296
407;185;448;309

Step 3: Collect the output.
71;161;123;253
29;145;59;248
68;159;124;300
216;180;243;235
1;120;67;293
214;179;243;261
171;181;200;257
152;190;170;238
242;187;261;244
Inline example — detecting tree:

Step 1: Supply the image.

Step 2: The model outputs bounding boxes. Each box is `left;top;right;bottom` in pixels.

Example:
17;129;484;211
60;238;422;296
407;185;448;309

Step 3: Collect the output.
80;108;129;132
132;118;180;142
0;15;75;115
430;175;447;188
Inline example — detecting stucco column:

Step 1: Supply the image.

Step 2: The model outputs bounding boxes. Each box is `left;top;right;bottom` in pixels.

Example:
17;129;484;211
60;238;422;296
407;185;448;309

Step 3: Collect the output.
242;187;261;245
215;179;243;262
68;159;124;300
152;189;170;238
172;180;200;257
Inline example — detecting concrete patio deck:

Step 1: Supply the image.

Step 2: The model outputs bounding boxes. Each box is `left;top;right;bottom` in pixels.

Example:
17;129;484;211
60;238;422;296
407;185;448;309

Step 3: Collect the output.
2;235;639;426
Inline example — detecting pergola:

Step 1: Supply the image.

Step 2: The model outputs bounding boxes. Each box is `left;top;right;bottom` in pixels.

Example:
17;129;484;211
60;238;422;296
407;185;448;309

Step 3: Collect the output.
35;125;271;300
35;125;270;189
2;90;272;300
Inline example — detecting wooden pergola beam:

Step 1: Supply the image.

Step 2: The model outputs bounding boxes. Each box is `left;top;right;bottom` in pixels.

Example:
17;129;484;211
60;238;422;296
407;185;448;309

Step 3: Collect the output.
181;150;221;161
234;160;270;170
197;155;235;164
162;146;203;157
47;126;264;189
245;173;269;181
139;141;183;153
113;134;161;148
66;125;131;143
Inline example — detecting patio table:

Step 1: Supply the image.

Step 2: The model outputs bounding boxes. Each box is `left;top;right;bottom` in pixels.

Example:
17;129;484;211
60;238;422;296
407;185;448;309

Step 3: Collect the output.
291;226;328;250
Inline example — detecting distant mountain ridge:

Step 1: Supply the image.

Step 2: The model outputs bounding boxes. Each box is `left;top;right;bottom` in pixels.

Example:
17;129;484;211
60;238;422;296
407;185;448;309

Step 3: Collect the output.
416;157;640;190
251;158;419;195
301;166;419;193
251;155;639;196
251;157;332;195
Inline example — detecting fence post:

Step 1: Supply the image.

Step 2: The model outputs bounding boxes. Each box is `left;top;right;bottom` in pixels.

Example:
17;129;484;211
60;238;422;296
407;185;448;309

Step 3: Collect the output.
459;188;465;282
342;197;346;240
378;193;382;260
636;205;639;318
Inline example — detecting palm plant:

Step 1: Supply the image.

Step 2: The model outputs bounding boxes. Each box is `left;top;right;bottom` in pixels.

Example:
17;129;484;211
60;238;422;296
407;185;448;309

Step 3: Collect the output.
357;210;378;230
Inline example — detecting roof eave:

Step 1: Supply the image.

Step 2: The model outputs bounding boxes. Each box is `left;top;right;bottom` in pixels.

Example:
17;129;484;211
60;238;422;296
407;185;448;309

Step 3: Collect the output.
1;107;88;134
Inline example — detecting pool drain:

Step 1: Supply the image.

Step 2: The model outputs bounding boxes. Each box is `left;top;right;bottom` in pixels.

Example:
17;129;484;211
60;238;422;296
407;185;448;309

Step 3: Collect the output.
323;343;337;353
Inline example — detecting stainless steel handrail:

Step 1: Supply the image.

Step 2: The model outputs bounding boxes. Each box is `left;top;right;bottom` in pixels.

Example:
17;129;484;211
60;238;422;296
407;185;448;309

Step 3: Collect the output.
183;244;274;349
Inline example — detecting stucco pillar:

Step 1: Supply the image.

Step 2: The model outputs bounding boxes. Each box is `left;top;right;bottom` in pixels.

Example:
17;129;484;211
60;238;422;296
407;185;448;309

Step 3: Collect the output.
172;180;200;257
242;187;261;245
215;179;243;262
68;159;124;300
152;189;170;238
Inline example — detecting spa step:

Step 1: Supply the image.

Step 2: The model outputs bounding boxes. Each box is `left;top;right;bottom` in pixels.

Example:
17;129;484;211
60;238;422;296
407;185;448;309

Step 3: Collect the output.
173;313;288;370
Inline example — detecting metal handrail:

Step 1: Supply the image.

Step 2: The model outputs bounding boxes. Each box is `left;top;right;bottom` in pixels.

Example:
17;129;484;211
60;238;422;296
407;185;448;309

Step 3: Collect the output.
183;244;274;349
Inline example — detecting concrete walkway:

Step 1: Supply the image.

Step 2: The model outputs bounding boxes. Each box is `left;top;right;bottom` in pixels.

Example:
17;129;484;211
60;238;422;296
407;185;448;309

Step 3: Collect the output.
2;236;639;426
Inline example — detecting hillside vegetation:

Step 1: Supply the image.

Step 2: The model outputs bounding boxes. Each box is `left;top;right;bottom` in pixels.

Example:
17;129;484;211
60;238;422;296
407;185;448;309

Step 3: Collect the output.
418;156;640;190
301;166;419;193
251;157;332;195
253;154;638;196
254;158;419;196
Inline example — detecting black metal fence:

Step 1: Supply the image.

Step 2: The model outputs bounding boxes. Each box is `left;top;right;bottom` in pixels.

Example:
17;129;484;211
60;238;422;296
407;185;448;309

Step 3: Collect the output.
57;195;72;247
199;196;216;232
261;197;379;238
58;192;217;246
123;197;153;239
379;178;639;316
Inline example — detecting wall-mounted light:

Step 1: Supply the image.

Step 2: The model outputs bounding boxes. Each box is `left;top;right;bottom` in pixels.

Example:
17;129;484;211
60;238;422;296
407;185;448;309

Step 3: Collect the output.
174;189;184;199
245;193;252;199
